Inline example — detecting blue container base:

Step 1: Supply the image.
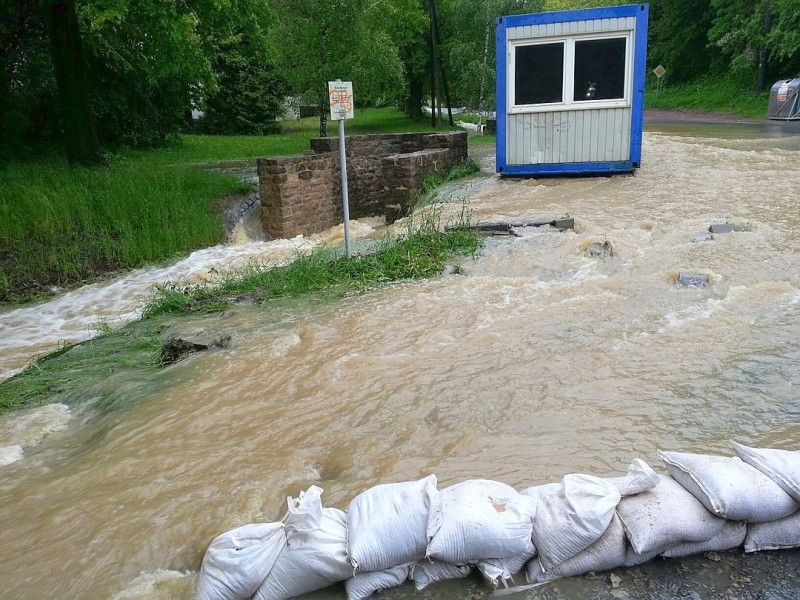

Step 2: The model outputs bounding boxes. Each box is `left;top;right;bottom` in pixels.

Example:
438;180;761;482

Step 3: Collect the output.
497;160;637;177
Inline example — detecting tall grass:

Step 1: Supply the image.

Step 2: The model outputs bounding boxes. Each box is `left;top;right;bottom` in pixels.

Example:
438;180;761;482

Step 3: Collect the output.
0;107;457;303
645;73;769;119
0;159;248;300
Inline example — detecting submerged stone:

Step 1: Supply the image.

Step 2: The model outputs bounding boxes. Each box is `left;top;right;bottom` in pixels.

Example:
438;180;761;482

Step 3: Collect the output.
586;241;614;259
678;273;710;288
708;223;733;234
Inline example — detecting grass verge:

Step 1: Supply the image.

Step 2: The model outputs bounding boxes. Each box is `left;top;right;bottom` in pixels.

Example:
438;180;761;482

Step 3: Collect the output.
0;203;481;416
645;73;769;119
0;107;459;304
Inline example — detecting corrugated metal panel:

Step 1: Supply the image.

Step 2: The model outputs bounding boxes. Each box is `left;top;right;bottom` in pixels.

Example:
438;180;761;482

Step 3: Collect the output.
507;108;631;165
507;15;635;40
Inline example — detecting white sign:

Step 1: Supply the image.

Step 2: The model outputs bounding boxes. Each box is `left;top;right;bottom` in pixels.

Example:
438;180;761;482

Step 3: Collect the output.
328;81;354;120
653;64;666;79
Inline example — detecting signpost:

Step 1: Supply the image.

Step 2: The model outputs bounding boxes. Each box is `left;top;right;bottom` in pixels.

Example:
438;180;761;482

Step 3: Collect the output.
328;80;354;258
653;64;666;98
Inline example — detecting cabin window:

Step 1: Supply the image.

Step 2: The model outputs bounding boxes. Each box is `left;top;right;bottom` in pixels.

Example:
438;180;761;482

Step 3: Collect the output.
510;33;631;112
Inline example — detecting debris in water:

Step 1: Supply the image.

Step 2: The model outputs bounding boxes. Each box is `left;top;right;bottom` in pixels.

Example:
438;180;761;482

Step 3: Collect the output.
677;273;710;288
446;215;574;236
708;223;733;234
160;336;231;365
586;241;614;259
691;234;714;243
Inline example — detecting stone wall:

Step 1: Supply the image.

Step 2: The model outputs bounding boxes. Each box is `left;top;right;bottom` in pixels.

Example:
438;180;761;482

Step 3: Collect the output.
257;131;467;239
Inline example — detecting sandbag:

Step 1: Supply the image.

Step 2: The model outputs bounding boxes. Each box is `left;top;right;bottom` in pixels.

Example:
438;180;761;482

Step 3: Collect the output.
347;474;440;572
662;520;747;558
253;486;352;600
526;514;626;583
617;474;727;555
658;450;798;522
344;564;412;600
732;441;800;502
426;479;535;565
410;560;472;591
521;474;620;571
745;511;800;552
476;547;537;589
197;522;286;600
604;459;661;497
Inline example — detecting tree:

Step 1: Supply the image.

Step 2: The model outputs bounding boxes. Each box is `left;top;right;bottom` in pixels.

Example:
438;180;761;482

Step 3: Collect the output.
437;0;545;110
648;0;720;83
270;0;405;136
201;33;288;135
49;0;104;166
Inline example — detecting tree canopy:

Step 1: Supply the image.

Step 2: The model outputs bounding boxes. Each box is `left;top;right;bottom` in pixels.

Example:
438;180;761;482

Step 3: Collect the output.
2;0;795;164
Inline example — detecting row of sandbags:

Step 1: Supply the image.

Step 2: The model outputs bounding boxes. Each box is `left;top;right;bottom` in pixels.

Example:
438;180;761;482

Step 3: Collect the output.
196;441;800;600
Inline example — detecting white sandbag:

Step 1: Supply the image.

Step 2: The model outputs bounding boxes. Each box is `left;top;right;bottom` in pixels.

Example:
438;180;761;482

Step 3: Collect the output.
344;564;412;600
745;511;800;552
617;474;726;555
254;486;352;600
662;520;746;558
732;441;800;502
521;474;620;571
197;522;286;600
476;546;537;589
658;450;798;522
526;514;626;583
426;479;535;565
410;560;472;591
623;546;662;567
604;459;661;497
347;474;440;572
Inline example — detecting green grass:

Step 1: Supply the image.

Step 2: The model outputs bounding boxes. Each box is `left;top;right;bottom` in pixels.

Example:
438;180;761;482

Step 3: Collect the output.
645;73;769;119
144;204;479;319
0;207;481;415
0;107;458;303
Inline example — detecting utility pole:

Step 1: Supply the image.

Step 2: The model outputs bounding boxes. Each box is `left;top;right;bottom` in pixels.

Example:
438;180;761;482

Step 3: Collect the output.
427;0;453;128
757;0;772;92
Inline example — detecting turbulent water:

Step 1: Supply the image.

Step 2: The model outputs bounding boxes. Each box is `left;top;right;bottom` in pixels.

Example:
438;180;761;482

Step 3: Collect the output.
1;126;800;599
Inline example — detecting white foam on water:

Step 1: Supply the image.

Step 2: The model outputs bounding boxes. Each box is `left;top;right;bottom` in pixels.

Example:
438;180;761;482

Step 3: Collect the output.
0;403;71;466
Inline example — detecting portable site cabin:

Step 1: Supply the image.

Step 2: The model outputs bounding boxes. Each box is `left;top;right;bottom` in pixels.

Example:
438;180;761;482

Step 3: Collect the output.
496;4;649;176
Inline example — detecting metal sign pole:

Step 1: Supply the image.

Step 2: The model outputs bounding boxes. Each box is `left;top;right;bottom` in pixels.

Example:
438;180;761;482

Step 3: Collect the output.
329;80;355;259
338;116;352;258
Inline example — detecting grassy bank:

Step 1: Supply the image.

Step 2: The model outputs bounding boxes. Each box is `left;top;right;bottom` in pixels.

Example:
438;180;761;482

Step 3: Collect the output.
0;213;480;415
645;73;769;119
0;107;456;304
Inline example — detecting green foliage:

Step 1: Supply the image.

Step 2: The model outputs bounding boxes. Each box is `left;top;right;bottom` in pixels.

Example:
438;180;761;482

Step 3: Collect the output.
0;156;247;301
201;34;288;135
438;0;546;109
270;0;405;111
0;317;168;414
648;0;722;83
645;72;769;119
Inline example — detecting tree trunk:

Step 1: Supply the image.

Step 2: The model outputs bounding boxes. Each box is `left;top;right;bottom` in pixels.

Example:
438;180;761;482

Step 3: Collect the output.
319;84;329;138
49;0;104;167
408;76;424;121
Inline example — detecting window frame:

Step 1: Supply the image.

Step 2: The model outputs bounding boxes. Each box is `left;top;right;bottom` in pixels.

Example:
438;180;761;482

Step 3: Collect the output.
509;31;633;114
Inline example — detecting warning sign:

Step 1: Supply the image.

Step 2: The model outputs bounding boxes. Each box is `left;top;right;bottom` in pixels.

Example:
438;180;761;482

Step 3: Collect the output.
328;81;354;120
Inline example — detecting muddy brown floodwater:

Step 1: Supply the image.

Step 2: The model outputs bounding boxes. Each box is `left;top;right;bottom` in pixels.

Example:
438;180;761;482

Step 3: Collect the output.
1;123;800;599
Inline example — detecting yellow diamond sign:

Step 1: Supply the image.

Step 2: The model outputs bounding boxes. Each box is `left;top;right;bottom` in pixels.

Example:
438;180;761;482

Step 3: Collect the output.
653;64;666;78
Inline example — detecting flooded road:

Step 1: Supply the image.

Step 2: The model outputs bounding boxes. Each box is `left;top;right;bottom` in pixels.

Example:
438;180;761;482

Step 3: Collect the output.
1;124;800;598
